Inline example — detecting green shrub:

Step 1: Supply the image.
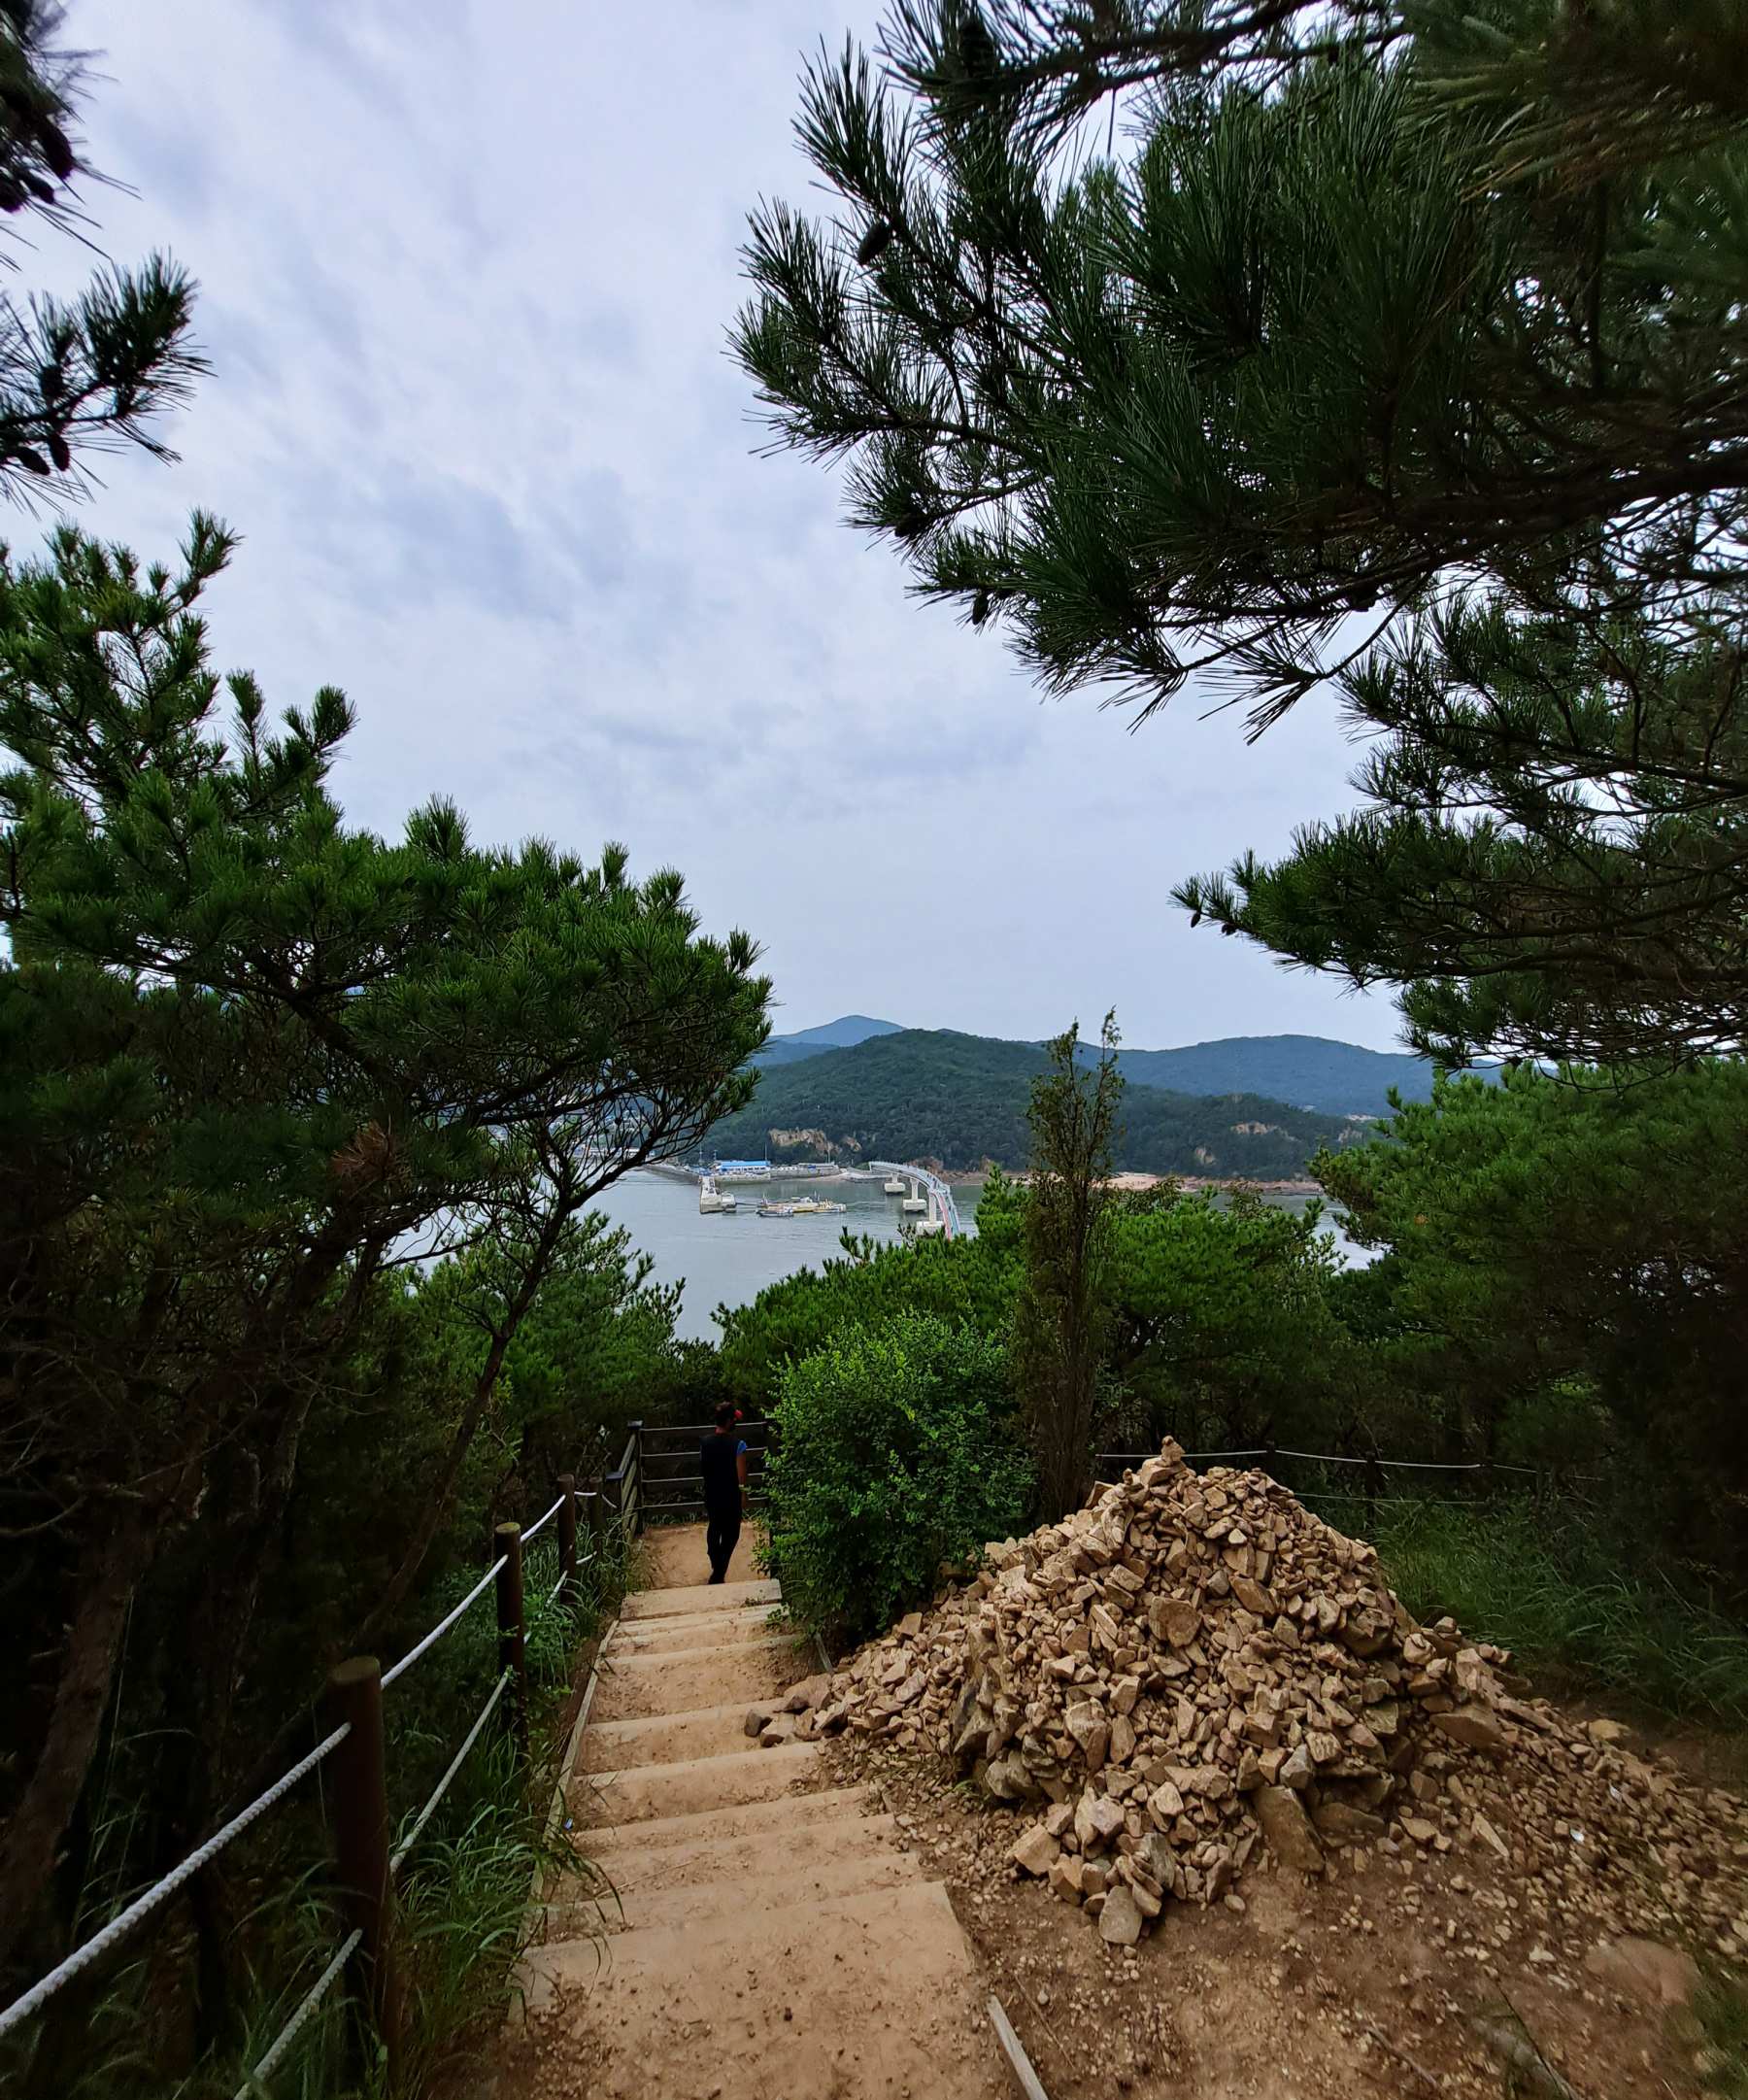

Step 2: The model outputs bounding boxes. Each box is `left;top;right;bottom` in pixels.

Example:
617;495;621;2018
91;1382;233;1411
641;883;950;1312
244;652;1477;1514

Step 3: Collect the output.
762;1313;1034;1641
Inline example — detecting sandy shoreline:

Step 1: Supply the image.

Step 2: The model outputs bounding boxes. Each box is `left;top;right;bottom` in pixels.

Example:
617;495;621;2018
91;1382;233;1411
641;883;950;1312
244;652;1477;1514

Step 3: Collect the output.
936;1167;1323;1198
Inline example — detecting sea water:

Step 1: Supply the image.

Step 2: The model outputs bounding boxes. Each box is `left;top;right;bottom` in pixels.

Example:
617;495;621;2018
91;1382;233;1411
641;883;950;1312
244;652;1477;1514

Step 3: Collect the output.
589;1172;1360;1342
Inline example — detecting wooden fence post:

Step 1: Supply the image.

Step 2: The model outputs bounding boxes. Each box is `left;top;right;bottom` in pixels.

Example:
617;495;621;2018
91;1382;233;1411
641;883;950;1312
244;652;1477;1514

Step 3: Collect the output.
326;1657;406;2086
557;1473;579;1609
495;1522;528;1759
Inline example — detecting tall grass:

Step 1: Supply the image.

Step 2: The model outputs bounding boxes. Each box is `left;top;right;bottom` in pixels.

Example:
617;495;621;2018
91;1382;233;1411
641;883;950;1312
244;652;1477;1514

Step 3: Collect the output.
1697;1972;1748;2098
1371;1495;1748;1729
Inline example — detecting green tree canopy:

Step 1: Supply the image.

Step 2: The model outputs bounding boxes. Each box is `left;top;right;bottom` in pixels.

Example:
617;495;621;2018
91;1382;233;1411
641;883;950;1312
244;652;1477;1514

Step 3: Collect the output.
738;0;1748;1065
1314;1064;1748;1583
0;519;770;1962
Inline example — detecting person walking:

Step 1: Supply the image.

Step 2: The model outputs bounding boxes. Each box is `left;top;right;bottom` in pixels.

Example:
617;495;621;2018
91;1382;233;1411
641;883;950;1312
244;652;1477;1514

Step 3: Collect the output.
699;1401;749;1584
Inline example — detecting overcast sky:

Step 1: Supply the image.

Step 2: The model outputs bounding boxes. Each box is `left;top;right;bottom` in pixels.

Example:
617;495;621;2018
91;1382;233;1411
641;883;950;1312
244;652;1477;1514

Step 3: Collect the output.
45;0;1403;1054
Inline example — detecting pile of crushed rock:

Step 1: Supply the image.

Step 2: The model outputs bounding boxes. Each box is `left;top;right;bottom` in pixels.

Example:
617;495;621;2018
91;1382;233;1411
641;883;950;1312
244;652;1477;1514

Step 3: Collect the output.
774;1442;1748;1952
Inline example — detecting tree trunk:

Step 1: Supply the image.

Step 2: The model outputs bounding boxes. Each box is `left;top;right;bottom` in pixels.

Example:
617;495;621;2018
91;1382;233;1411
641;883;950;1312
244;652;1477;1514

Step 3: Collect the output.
0;1502;159;1969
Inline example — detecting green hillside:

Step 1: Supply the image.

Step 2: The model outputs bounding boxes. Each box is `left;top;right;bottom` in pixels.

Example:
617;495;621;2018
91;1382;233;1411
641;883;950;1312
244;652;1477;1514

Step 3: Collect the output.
748;1015;1452;1114
707;1029;1365;1177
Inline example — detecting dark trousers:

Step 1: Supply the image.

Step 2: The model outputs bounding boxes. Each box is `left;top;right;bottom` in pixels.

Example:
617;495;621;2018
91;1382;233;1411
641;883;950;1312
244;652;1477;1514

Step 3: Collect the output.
706;1506;741;1583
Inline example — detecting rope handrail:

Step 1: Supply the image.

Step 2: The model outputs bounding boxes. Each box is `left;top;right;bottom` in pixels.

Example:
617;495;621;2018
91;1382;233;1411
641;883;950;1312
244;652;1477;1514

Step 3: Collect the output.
0;1723;352;2042
389;1672;510;1877
1;1473;589;2043
1094;1445;1540;1476
231;1929;362;2100
381;1555;507;1691
520;1491;566;1545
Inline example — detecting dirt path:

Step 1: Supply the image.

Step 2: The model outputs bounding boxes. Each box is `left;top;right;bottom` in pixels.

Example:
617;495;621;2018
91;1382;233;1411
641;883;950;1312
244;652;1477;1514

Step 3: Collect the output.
501;1525;1009;2100
639;1518;757;1593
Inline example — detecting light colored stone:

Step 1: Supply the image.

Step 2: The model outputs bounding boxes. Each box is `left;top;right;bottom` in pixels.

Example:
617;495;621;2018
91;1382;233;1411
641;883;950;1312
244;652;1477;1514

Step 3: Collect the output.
1433;1708;1509;1754
1278;1744;1314;1789
1584;1937;1700;2008
1251;1786;1324;1874
1011;1825;1061;1877
1065;1700;1110;1770
1098;1883;1146;1945
1148;1597;1201;1648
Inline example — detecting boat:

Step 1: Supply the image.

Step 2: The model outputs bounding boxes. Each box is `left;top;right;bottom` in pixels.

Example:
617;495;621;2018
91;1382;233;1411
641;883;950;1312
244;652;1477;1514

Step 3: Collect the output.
698;1174;736;1214
883;1174;906;1195
756;1198;795;1217
757;1196;847;1218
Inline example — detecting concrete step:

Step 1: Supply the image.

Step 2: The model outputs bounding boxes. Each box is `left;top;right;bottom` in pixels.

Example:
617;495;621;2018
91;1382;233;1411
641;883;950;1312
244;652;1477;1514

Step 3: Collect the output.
610;1608;790;1656
591;1642;792;1725
579;1701;765;1772
577;1808;901;1897
621;1576;780;1620
571;1740;822;1827
518;1881;1006;2100
552;1842;925;1937
580;1783;875;1858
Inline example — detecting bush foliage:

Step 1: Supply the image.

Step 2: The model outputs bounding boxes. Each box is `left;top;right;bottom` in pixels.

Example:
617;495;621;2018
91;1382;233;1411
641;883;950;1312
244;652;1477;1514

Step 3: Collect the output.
762;1313;1034;1641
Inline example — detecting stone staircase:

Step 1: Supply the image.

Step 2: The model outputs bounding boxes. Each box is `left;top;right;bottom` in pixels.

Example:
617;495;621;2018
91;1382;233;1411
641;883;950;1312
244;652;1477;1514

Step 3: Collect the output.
516;1535;1006;2100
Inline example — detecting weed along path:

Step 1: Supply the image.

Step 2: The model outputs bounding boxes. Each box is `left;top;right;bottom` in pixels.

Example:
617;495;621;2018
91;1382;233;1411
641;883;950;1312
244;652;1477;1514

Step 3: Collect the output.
500;1522;1009;2100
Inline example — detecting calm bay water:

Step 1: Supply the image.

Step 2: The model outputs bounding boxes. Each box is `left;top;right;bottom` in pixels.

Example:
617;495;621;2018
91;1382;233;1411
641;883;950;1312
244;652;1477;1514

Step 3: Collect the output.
590;1170;1360;1342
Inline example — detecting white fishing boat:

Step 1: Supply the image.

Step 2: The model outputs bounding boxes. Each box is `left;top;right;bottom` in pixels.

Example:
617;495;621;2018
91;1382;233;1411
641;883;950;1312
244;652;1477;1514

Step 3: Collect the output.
698;1173;736;1214
790;1197;847;1215
883;1174;906;1195
756;1197;795;1217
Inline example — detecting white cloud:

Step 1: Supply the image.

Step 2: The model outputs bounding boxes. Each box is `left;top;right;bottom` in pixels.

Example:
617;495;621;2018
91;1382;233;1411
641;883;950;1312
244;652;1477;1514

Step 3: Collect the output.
44;0;1404;1052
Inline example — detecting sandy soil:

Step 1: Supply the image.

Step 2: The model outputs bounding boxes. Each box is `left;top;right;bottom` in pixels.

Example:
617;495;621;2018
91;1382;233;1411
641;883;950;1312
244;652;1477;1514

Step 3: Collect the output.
641;1517;759;1591
833;1731;1729;2100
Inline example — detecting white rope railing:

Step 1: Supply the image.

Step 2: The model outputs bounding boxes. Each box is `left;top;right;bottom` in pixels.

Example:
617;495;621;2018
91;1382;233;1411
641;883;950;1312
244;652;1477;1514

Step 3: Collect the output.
380;1556;506;1691
1;1477;601;2050
520;1493;565;1545
389;1674;510;1877
1095;1445;1539;1476
230;1929;362;2100
0;1723;351;2042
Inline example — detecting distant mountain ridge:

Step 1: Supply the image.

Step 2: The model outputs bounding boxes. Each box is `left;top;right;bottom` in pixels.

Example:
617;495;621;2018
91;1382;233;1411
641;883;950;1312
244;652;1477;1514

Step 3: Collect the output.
711;1029;1366;1179
754;1014;902;1067
1106;1034;1435;1118
754;1017;1436;1117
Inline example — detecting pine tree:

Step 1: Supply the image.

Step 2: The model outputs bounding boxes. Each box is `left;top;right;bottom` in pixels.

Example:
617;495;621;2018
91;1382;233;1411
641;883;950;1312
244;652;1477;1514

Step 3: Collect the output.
1016;1014;1123;1517
0;3;204;495
0;520;771;1965
738;0;1748;1062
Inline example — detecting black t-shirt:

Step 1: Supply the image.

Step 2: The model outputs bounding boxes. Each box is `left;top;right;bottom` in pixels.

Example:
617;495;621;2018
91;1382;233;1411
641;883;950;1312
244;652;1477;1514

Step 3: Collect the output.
699;1433;746;1517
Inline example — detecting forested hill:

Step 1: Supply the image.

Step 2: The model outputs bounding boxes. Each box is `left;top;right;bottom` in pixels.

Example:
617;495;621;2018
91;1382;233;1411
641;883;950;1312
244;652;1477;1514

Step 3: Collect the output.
1109;1034;1435;1117
751;1016;1439;1114
707;1029;1366;1177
